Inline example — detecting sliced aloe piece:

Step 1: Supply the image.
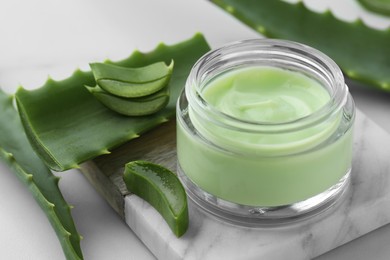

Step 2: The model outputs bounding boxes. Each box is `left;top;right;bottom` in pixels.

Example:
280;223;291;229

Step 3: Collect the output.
86;85;169;116
15;34;210;171
0;90;83;260
211;0;390;92
90;61;174;98
123;161;189;237
358;0;390;16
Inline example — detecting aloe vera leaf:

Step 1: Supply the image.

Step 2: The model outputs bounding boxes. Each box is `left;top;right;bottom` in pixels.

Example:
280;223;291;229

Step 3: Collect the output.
90;61;174;98
15;33;210;171
211;0;390;92
0;90;83;260
86;85;169;116
358;0;390;16
123;161;189;237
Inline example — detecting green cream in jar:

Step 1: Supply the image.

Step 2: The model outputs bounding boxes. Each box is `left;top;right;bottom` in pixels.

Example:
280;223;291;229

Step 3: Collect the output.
177;39;355;223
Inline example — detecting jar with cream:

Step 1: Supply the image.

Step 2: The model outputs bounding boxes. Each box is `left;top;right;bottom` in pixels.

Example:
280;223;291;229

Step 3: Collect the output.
176;39;355;225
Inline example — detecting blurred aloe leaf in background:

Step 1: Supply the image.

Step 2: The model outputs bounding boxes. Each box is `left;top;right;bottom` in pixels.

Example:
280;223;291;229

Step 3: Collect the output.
357;0;390;17
211;0;390;92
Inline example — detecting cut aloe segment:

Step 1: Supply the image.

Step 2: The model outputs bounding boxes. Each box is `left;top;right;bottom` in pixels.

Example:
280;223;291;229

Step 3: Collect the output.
90;61;174;98
86;85;169;116
123;161;189;237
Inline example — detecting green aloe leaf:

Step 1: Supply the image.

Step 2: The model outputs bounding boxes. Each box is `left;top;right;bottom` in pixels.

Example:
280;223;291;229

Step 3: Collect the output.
90;61;174;98
0;90;83;260
15;33;210;171
358;0;390;16
211;0;390;91
123;161;189;237
86;85;169;116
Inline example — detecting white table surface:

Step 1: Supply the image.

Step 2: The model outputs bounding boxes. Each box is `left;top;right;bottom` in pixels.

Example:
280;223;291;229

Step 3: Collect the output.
0;0;389;259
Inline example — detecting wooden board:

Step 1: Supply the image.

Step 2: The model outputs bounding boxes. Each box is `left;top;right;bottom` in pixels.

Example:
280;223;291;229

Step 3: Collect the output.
80;120;177;218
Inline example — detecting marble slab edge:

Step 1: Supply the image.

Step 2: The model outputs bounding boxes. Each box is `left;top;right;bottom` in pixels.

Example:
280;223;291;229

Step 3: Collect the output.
80;110;390;260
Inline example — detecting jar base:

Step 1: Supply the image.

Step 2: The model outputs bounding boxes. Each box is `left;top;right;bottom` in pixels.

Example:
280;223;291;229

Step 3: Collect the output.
178;165;351;227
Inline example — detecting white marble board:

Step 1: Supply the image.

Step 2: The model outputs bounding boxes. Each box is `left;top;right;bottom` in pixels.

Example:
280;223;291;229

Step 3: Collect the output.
82;110;390;260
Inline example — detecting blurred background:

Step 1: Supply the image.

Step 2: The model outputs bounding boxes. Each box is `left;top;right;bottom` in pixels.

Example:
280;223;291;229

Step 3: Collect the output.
0;0;389;259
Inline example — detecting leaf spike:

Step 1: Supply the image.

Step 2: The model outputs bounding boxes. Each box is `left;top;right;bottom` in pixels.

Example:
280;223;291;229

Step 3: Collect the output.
158;41;167;48
5;151;14;160
68;204;75;209
256;25;266;34
7;93;14;104
99;148;111;155
345;70;357;78
155;42;168;52
0;95;13;112
26;173;33;182
323;8;332;16
225;5;235;13
46;75;55;84
4;152;16;163
15;85;25;94
64;230;72;237
193;31;204;39
354;18;365;26
79;235;84;240
295;0;305;9
131;49;142;57
47;202;56;209
103;58;112;64
168;59;175;69
128;133;140;139
381;82;390;90
72;68;84;77
159;117;169;124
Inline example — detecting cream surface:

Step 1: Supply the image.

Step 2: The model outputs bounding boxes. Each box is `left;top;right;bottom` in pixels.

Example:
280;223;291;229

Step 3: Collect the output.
202;66;330;123
178;66;353;206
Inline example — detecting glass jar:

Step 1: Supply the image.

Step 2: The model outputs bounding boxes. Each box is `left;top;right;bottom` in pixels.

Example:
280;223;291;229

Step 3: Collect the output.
176;39;355;225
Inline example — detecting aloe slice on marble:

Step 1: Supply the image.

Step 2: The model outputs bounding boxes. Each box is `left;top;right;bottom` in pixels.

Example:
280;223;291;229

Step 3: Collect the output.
0;90;83;260
211;0;390;92
86;85;169;116
15;33;210;172
123;161;189;237
357;0;390;16
90;61;174;98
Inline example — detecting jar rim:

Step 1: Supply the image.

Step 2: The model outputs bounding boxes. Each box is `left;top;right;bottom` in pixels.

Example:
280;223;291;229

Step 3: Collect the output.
185;39;348;133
